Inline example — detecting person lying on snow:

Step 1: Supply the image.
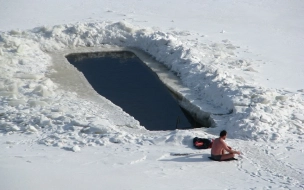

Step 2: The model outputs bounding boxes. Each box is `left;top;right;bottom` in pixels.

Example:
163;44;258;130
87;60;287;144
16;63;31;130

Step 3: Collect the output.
210;130;241;161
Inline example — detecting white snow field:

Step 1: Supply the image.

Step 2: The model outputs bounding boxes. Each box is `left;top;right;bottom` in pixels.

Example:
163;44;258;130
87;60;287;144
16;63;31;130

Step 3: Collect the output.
0;0;303;189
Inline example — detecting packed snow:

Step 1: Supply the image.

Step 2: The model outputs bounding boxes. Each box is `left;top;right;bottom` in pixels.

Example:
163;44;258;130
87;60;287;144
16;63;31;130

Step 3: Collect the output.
0;0;303;189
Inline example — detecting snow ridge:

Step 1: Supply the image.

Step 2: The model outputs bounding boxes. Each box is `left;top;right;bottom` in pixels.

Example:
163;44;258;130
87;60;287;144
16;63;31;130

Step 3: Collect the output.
0;22;303;149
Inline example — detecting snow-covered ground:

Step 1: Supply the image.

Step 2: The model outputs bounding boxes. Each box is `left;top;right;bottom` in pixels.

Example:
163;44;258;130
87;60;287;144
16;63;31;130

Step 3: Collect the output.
0;0;303;189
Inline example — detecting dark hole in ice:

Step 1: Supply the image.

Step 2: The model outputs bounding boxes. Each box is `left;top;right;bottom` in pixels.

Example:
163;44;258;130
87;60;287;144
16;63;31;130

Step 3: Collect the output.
66;51;203;131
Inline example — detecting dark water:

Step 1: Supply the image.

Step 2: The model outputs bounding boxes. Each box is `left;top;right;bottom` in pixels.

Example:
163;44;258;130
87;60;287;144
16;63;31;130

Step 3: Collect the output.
66;51;199;131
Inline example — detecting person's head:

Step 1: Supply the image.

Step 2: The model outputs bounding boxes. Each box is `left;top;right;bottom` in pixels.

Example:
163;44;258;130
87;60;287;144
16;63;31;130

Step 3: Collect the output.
220;130;227;139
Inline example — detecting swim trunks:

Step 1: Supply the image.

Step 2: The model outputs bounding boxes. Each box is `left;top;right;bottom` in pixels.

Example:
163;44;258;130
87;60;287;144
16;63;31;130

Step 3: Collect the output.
211;154;222;161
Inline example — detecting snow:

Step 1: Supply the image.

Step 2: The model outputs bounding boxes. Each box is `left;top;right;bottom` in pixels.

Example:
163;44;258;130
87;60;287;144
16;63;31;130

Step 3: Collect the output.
0;0;304;189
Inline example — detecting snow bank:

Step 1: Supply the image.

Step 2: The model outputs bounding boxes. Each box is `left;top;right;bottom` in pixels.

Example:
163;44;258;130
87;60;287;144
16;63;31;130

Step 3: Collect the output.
0;22;303;148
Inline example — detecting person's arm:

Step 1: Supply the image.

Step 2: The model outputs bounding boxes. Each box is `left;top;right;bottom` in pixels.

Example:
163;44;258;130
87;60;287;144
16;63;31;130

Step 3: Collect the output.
222;141;240;155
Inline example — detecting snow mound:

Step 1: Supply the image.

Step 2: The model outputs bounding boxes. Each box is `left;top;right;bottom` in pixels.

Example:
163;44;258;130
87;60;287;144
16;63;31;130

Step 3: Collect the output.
80;119;115;134
0;21;303;148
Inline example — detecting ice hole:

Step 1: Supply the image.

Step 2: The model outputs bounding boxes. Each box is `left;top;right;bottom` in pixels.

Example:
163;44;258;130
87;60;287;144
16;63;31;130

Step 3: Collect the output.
66;51;209;131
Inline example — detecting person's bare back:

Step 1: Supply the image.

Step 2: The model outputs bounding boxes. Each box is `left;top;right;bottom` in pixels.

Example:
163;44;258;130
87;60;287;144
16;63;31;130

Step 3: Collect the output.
211;138;227;155
210;130;240;161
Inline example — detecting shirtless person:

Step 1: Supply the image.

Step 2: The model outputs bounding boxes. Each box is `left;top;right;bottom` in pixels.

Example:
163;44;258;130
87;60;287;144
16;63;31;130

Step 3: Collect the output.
211;130;241;161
